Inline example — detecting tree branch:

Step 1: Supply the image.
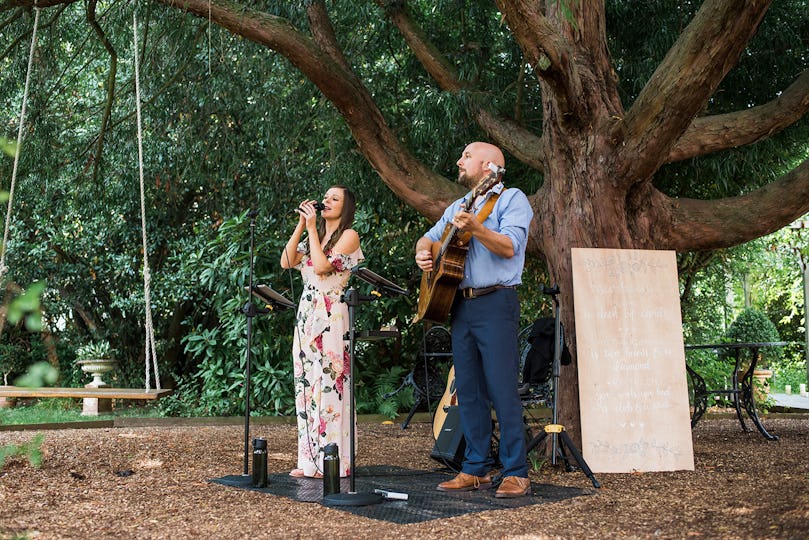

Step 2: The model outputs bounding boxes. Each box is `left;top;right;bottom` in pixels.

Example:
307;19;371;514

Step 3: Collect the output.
475;109;545;171
668;69;809;162
0;0;76;11
660;158;809;250
373;0;464;91
86;0;117;185
157;0;462;220
494;0;583;120
305;0;351;73
0;3;67;62
0;6;23;33
617;0;772;183
376;1;545;172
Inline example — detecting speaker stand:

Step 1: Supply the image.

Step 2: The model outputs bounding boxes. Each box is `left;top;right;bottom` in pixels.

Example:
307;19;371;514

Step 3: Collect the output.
526;284;601;489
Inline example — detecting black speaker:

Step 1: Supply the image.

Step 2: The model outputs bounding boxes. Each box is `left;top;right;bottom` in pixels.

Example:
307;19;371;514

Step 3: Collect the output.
430;405;465;469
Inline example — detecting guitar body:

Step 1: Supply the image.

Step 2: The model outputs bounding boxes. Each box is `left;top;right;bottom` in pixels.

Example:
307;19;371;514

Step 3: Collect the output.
413;166;504;325
432;365;457;440
414;239;467;324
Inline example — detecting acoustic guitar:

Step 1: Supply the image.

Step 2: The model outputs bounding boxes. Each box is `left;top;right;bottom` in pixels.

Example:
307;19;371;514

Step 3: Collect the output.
414;166;504;323
432;365;457;440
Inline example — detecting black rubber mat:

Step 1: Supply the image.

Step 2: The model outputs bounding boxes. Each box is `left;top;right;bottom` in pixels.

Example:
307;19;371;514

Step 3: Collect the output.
210;465;590;524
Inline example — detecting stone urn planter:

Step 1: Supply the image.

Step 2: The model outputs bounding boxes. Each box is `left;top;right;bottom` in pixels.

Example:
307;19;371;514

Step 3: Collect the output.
76;358;117;388
75;341;118;415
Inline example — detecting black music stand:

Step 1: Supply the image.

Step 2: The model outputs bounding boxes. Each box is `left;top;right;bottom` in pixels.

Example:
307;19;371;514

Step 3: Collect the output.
323;266;407;507
240;272;294;477
525;285;601;489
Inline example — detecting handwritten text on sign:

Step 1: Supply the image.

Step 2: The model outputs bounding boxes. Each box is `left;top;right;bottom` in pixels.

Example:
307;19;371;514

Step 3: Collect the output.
572;248;694;473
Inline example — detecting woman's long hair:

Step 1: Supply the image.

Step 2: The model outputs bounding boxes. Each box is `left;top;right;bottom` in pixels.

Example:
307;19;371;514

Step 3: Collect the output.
318;185;356;253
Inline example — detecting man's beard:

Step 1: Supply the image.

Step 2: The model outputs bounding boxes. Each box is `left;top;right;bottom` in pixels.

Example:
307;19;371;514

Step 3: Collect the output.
457;170;475;188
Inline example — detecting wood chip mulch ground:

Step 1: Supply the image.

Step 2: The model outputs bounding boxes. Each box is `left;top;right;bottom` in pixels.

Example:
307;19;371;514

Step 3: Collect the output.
1;415;808;539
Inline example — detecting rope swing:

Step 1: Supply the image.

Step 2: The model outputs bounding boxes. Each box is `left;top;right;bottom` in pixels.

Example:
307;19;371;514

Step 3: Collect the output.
0;7;40;281
133;8;161;391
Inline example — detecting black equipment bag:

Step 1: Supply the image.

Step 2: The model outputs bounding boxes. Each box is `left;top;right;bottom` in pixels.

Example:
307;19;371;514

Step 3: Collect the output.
521;317;571;385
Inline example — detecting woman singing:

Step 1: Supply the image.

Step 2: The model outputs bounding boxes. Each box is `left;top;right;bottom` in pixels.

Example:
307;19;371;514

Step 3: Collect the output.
280;185;362;478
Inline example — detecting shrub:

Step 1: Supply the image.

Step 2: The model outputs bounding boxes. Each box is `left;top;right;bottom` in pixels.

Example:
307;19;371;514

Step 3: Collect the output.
724;307;782;367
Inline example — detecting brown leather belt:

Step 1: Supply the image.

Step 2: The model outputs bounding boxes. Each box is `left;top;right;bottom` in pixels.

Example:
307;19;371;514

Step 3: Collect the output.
459;285;515;299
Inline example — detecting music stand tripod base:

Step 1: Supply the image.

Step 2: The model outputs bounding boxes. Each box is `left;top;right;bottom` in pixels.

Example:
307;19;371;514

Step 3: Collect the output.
323;491;384;506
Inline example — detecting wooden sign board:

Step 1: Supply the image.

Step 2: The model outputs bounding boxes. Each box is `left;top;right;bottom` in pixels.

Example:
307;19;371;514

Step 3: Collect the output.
571;248;694;473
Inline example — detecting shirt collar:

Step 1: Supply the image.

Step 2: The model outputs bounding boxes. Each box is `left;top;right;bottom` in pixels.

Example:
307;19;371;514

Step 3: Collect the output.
472;182;504;210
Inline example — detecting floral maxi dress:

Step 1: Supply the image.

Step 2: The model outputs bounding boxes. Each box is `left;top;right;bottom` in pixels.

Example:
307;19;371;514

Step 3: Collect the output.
292;239;363;477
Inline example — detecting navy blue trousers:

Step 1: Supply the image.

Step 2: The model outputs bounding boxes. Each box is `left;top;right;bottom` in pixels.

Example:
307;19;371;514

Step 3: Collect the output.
450;288;528;478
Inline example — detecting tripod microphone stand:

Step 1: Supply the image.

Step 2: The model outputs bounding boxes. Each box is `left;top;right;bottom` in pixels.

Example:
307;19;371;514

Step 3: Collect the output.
323;266;407;507
525;284;601;489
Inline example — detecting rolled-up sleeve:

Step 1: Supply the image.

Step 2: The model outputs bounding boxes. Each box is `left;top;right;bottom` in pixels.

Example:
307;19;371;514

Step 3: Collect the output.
496;190;533;257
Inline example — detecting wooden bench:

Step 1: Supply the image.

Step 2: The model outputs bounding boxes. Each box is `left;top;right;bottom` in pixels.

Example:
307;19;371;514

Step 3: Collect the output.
0;387;172;400
0;387;172;415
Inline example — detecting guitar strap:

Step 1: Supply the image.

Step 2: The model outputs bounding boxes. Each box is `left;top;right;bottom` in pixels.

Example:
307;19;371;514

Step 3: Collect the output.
457;188;505;246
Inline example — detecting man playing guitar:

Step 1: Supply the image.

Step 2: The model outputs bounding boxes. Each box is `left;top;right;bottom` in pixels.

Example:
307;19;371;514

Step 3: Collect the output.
414;141;534;498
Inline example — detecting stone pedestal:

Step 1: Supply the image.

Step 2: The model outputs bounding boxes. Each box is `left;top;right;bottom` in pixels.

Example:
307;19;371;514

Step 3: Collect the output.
77;359;116;416
82;383;112;416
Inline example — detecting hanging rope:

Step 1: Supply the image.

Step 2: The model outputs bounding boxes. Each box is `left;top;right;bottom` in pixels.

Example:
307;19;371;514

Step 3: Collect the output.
207;0;212;75
133;8;160;391
0;7;40;281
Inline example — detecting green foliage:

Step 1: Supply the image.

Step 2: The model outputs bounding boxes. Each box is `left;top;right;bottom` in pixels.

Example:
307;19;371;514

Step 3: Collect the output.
685;349;735;403
0;281;47;384
0;1;806;419
75;340;114;361
726;307;781;344
679;252;729;345
14;361;58;388
0;434;44;471
0;136;16;158
4;281;45;332
357;364;414;419
0;339;29;385
0;400;160;424
771;355;807;392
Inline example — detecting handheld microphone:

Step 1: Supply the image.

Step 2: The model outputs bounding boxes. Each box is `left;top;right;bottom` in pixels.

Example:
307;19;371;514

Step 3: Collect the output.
289;202;325;215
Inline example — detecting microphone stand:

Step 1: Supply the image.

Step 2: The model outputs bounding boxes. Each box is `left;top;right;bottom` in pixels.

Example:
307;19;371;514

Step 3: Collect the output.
323;266;407;506
240;209;266;476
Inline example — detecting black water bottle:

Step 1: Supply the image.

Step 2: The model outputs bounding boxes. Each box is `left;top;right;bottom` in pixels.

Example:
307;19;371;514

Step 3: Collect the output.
252;438;268;488
322;442;340;496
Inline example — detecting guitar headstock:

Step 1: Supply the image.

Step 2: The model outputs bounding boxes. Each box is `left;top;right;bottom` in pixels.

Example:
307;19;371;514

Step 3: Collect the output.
472;163;505;198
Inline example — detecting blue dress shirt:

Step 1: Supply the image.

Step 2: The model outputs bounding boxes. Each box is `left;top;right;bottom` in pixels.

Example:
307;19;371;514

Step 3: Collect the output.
424;183;533;289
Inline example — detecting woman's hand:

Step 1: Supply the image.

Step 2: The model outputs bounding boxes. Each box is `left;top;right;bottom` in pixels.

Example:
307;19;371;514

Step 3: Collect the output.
295;200;320;228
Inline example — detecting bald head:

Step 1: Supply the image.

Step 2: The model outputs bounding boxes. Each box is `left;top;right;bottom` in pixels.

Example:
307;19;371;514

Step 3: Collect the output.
457;142;506;187
470;142;505;169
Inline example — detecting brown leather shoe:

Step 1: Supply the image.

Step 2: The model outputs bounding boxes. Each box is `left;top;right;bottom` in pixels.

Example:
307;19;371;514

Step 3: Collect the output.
495;476;531;498
436;472;492;492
